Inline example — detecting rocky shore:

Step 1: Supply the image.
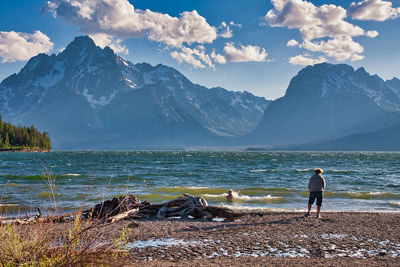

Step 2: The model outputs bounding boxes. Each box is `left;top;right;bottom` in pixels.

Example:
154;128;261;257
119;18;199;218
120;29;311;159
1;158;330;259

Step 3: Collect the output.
122;211;400;266
13;211;396;266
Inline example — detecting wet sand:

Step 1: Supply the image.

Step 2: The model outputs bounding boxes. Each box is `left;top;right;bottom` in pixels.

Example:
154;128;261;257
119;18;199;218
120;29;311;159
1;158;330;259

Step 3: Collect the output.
8;211;400;266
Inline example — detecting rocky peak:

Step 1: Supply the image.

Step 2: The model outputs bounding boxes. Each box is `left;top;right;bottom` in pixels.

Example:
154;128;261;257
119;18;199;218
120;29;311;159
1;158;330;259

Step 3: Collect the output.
62;35;96;55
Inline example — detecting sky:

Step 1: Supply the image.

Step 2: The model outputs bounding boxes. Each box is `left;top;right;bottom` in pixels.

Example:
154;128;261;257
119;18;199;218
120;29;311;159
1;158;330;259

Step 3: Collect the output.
0;0;399;100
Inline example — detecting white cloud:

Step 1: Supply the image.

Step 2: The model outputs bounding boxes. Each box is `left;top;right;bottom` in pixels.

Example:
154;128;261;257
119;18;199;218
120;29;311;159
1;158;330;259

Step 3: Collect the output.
348;0;400;21
89;33;128;55
289;54;327;65
287;39;299;47
44;0;218;48
223;42;268;62
219;22;233;38
0;31;54;63
302;36;364;62
45;0;264;68
171;46;215;69
366;30;379;38
265;0;378;63
219;21;241;39
211;50;227;64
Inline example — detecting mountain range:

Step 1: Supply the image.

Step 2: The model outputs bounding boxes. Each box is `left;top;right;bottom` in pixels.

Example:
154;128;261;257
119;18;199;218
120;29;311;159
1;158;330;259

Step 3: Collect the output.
1;36;399;150
250;63;400;149
0;36;269;149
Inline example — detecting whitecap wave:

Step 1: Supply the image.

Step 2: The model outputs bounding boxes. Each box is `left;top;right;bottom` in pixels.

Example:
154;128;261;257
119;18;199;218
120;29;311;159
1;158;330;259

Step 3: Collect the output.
203;191;282;203
249;169;267;173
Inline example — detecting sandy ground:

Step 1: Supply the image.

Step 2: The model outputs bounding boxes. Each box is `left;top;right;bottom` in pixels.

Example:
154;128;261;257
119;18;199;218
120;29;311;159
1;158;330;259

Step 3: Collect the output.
7;211;400;266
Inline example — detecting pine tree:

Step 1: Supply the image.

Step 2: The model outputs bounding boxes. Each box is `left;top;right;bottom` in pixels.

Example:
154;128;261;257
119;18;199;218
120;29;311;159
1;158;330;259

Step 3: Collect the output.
0;118;51;151
4;134;9;149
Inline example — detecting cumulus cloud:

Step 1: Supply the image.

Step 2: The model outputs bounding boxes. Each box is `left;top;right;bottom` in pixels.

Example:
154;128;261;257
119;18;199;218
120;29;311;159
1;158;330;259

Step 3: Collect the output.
44;0;218;48
348;0;400;21
219;21;241;39
223;42;268;62
171;46;215;69
302;36;364;62
287;39;299;47
264;0;379;64
211;50;227;64
289;54;327;65
0;31;54;63
89;33;128;55
44;0;254;68
170;42;269;68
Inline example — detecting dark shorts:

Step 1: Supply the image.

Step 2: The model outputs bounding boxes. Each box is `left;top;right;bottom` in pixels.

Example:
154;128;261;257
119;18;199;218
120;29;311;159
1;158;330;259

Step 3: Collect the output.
308;191;323;206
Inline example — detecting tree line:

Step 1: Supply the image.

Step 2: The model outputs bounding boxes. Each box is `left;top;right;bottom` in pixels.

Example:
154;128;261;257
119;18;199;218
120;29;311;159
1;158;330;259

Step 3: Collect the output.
0;116;51;150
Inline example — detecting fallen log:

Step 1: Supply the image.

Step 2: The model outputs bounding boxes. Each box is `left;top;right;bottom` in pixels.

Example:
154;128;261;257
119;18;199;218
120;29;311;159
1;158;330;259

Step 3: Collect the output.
1;194;241;225
0;209;82;225
106;208;140;223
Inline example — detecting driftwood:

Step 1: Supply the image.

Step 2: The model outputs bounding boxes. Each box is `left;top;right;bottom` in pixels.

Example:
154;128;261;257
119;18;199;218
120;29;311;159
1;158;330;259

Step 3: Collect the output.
84;194;241;222
1;194;241;225
0;208;83;225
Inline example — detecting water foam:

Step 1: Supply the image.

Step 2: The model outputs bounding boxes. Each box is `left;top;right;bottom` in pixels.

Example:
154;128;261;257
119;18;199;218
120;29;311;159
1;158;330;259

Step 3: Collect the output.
202;191;283;204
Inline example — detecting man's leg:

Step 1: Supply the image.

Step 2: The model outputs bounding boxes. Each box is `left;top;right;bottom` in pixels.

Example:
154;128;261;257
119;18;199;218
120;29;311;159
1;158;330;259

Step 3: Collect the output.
316;192;322;218
306;192;316;216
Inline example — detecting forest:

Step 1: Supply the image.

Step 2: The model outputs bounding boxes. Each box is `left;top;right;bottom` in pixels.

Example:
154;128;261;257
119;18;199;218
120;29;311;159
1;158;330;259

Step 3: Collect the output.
0;116;51;151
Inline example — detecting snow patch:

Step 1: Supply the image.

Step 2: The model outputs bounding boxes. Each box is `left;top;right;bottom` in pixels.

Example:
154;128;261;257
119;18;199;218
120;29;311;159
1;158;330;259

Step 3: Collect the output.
124;77;136;88
82;88;118;107
34;61;65;88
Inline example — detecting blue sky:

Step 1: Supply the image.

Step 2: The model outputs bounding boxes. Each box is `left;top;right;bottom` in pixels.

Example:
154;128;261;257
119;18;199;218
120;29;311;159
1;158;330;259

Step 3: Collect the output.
0;0;399;100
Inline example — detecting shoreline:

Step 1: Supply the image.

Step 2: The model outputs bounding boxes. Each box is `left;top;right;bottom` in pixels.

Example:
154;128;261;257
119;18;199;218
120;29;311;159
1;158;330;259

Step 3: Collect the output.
0;147;51;152
2;211;399;265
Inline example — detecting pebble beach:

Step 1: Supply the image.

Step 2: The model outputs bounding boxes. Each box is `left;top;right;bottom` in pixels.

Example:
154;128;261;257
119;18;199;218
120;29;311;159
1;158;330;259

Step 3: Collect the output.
10;211;398;266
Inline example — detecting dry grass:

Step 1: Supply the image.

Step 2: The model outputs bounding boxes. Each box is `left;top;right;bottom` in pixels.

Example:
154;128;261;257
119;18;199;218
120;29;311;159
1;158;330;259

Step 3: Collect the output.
0;171;131;266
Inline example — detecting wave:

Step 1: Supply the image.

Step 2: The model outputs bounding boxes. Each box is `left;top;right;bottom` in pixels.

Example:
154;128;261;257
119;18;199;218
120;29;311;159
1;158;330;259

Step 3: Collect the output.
152;186;227;195
203;191;285;204
37;192;63;199
294;169;314;173
324;191;400;200
389;201;400;207
0;174;90;180
249;169;268;173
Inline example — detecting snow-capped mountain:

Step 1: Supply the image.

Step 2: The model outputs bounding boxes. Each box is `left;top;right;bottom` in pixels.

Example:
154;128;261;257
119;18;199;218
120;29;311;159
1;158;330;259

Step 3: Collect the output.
250;63;400;146
0;36;269;149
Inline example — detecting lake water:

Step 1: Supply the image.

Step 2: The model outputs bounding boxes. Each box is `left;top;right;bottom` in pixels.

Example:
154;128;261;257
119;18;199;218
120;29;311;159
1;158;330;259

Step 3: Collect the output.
0;151;399;216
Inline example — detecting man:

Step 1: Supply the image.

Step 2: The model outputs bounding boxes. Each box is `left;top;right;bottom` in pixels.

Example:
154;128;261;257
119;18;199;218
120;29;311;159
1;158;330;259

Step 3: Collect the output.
305;168;326;218
226;190;234;202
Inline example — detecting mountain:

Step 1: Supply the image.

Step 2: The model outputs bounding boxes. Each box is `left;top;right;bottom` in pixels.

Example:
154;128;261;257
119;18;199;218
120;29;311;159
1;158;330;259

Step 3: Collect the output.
0;36;270;149
290;124;400;151
249;63;400;146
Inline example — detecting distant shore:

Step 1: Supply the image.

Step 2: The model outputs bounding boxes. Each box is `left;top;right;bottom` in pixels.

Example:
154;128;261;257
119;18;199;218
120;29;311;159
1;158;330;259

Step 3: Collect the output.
0;147;50;152
6;211;399;266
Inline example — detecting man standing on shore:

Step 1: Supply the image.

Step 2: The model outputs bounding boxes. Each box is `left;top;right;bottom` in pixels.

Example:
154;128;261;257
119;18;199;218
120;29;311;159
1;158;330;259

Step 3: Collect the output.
305;168;326;218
